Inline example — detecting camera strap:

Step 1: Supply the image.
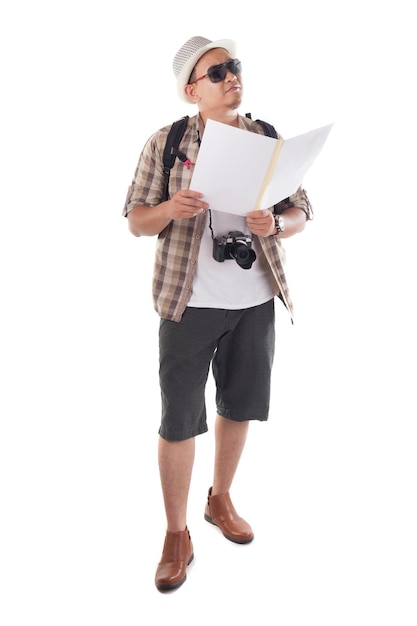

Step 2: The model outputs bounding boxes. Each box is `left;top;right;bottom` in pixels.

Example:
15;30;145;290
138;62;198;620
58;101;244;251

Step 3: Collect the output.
207;209;215;240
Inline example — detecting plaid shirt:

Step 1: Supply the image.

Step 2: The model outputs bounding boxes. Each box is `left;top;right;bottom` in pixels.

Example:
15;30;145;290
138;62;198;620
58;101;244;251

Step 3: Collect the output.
123;114;313;322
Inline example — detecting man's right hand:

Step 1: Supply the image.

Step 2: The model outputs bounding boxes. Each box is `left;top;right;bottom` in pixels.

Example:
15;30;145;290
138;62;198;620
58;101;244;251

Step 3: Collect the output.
167;189;209;220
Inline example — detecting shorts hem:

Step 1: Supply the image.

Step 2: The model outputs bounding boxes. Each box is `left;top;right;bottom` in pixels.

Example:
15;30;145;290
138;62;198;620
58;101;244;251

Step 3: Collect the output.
158;424;209;441
217;407;269;422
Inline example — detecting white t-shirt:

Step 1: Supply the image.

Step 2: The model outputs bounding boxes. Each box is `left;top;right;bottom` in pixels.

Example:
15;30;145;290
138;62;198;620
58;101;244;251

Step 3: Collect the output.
188;210;278;310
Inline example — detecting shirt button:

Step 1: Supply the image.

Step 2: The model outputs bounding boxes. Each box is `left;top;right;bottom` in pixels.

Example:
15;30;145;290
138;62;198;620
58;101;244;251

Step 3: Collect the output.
191;259;196;265
185;284;191;290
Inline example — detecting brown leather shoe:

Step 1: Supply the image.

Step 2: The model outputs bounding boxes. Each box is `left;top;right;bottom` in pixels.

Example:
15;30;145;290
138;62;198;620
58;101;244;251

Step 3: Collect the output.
204;487;254;544
155;527;194;592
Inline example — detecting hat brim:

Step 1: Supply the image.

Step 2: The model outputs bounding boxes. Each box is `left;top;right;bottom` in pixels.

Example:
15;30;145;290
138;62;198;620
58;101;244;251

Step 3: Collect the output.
177;38;237;103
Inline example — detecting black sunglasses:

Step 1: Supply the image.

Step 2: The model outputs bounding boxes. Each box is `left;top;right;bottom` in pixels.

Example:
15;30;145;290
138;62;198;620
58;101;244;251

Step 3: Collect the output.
189;58;242;85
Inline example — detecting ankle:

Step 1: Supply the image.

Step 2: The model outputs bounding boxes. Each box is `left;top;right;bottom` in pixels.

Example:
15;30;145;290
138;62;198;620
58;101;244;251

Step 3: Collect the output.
210;485;230;497
166;525;188;534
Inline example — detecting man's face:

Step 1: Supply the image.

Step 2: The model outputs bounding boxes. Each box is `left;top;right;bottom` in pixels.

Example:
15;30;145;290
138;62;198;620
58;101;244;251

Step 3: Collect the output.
187;48;243;111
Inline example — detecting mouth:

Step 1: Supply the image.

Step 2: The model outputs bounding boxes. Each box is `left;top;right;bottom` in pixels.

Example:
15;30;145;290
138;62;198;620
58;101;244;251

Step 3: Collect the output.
226;84;241;94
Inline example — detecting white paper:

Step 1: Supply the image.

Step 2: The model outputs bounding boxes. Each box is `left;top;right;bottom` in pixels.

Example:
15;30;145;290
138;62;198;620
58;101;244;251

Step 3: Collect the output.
189;119;333;215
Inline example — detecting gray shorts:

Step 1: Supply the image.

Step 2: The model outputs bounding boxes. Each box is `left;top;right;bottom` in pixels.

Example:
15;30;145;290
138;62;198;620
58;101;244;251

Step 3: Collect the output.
158;299;275;441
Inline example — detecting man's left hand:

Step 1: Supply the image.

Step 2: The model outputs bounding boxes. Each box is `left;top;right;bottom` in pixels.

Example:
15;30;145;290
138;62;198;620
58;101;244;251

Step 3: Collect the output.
245;209;275;237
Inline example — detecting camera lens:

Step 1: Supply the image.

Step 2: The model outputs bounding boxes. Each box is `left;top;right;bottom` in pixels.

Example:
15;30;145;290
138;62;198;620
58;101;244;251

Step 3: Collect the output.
229;241;257;269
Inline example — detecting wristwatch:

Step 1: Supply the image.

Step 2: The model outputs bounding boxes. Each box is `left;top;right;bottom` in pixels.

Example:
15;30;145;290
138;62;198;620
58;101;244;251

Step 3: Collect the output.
274;214;285;235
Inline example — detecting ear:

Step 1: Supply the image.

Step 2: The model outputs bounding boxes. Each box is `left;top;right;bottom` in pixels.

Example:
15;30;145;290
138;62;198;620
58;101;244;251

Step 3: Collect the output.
184;83;200;103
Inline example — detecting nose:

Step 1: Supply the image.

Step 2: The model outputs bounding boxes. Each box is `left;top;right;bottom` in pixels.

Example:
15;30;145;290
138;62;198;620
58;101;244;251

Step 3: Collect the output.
225;70;237;82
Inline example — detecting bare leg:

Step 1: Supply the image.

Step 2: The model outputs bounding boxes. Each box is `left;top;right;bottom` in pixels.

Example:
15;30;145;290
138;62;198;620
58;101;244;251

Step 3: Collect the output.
158;436;195;532
211;414;249;495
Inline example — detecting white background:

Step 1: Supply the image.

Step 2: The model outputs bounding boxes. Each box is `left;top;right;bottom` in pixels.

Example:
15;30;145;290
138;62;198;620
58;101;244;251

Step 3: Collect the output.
1;1;416;624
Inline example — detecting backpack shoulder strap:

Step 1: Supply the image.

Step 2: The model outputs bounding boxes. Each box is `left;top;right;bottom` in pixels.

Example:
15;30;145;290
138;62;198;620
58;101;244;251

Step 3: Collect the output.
255;119;278;139
245;112;278;139
162;115;189;201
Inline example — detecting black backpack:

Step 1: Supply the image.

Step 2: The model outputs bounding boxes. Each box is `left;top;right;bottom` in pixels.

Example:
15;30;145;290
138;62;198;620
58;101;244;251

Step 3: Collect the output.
162;114;278;202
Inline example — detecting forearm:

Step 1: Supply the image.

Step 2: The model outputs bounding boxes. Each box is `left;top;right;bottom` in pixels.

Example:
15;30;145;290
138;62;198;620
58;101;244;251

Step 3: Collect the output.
127;203;171;237
275;207;308;239
127;190;209;237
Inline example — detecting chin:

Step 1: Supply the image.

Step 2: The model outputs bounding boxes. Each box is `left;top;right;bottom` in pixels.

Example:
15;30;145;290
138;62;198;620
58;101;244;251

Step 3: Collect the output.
230;95;242;109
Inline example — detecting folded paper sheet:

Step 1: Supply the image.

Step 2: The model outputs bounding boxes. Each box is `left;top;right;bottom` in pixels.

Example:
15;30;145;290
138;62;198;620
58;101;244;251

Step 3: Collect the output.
190;119;333;215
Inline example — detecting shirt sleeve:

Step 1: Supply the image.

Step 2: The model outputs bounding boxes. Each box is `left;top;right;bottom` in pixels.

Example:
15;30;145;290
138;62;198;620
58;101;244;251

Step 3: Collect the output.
273;187;314;220
122;130;167;216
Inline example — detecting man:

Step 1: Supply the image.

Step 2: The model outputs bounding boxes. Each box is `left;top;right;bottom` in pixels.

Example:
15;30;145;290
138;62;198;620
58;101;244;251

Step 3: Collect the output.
123;36;313;592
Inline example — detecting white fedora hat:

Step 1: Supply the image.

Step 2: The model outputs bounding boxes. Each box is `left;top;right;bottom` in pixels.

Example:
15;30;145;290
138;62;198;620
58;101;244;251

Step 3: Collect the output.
173;36;237;103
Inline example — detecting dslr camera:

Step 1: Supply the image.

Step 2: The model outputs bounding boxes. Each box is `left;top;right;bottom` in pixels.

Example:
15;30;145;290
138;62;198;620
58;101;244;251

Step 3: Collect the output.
212;230;257;270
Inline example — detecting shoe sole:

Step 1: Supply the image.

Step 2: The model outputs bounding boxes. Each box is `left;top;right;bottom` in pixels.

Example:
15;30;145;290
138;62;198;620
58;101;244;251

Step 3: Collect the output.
155;554;194;592
204;514;254;544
